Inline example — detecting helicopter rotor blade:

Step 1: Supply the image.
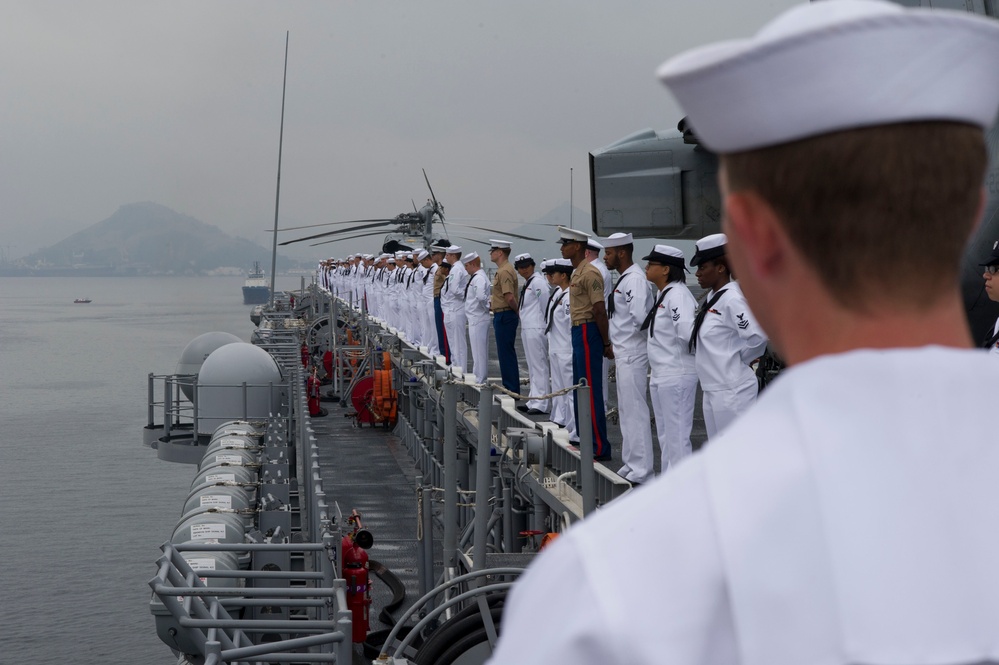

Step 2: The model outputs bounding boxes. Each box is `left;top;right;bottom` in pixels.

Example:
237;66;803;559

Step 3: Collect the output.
280;220;402;246
270;218;401;233
455;235;492;247
453;223;547;242
423;168;444;221
308;229;396;248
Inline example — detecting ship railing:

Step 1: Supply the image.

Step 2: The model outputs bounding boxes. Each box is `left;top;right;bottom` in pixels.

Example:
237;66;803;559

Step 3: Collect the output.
145;373;289;444
149;361;353;663
150;541;352;665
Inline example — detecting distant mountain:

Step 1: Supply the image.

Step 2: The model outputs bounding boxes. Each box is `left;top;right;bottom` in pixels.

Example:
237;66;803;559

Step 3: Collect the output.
18;202;289;275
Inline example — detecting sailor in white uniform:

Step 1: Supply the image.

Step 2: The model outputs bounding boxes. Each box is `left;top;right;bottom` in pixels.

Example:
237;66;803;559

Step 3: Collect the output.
442;245;469;373
418;249;439;355
490;2;999;664
642;244;698;470
543;259;576;442
690;233;767;438
981;240;999;356
514;253;552;415
602;232;654;484
585;238;613;408
462;251;491;384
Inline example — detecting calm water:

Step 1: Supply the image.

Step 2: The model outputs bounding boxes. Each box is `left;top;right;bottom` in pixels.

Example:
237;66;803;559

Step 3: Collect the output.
0;275;305;663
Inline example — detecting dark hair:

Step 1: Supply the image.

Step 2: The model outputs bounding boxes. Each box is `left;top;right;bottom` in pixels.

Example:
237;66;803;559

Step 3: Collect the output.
723;121;986;309
665;264;685;284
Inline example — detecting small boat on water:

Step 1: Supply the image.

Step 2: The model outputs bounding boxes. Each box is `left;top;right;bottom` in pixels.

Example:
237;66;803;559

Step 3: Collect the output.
242;262;270;305
73;298;92;304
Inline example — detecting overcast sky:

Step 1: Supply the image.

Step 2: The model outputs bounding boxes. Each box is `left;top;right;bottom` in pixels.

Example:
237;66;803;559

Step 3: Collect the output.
1;0;800;262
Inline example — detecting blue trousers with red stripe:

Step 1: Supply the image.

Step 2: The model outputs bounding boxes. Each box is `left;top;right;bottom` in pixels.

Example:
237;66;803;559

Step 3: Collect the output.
434;297;450;363
571;322;610;459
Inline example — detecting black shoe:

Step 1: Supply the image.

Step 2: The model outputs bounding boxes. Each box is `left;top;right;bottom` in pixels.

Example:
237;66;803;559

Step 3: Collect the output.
526;408;546;415
594;454;612;462
516;404;529;413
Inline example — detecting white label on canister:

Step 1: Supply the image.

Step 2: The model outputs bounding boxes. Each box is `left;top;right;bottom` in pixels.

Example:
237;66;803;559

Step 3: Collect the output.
199;495;233;509
214;454;244;465
190;523;227;540
205;473;236;483
185;557;217;571
217;437;248;449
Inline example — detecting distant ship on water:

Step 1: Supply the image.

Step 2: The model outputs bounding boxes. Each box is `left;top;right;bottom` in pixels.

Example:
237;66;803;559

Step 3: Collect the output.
242;261;270;304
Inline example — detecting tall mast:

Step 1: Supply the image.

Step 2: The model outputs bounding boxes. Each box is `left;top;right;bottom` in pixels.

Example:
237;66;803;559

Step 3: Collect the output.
268;32;289;307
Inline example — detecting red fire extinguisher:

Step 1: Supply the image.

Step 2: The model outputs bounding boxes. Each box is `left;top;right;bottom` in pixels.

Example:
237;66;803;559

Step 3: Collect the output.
341;510;373;643
307;373;322;416
300;343;309;367
323;350;333;379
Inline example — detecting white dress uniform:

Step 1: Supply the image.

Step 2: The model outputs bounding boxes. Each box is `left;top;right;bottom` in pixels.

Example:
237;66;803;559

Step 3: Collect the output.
408;265;425;344
442;260;469;373
647;281;698;470
694;281;767;438
421;263;439;355
490;348;999;665
464;269;491;383
545;285;576;442
607;262;654;484
399;266;414;340
519;271;552;412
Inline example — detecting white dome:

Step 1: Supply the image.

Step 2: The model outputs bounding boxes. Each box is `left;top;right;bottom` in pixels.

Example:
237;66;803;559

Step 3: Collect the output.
175;332;243;401
196;343;284;435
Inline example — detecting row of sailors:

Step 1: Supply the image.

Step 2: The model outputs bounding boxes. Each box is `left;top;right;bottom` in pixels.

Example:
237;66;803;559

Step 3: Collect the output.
317;227;768;485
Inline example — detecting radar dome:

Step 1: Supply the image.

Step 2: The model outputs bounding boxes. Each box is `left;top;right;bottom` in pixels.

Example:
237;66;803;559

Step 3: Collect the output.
197;343;284;435
176;332;243;401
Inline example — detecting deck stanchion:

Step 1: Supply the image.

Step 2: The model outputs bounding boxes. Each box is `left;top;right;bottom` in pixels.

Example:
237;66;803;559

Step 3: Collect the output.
473;385;493;572
577;383;597;515
442;381;458;571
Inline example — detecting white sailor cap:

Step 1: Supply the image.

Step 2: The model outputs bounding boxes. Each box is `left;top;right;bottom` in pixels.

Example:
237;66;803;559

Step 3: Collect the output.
513;252;535;268
556;225;591;245
416;249;430;261
691;234;727;267
489;239;512;250
656;0;999;153
602;232;633;248
445;245;462;255
587;238;604;252
363;254;374;260
430;243;448;254
642;244;687;270
387;258;396;265
461;251;480;264
539;259;553;271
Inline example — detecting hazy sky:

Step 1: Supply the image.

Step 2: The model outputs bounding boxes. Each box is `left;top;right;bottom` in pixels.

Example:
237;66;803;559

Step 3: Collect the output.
1;0;800;262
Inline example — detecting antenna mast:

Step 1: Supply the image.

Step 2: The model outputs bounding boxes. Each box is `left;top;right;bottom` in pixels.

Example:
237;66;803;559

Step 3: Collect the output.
569;167;574;229
268;32;289;307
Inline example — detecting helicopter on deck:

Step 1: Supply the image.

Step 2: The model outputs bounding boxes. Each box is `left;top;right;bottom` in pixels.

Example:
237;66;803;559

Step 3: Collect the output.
277;170;547;255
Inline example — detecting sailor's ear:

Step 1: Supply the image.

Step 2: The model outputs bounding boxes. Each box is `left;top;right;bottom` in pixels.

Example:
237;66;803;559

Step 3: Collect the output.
723;190;787;282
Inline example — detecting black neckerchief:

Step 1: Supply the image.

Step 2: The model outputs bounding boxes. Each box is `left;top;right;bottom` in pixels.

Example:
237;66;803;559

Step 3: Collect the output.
545;290;567;334
689;288;728;353
606;272;627;318
463;271;481;299
519;274;535;310
543;286;559;324
423;266;432;284
641;286;673;337
983;325;999;349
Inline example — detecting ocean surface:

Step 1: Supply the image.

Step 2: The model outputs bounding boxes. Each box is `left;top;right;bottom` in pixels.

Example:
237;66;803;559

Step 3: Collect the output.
0;275;306;663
